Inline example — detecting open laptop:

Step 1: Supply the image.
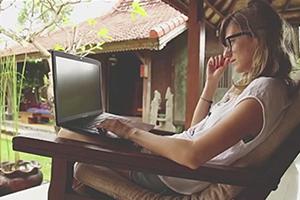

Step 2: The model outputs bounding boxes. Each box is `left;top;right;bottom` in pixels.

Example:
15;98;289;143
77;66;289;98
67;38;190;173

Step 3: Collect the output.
51;50;153;137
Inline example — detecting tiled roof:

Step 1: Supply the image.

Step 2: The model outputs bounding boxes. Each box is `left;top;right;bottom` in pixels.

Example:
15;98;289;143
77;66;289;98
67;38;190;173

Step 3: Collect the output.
1;0;187;58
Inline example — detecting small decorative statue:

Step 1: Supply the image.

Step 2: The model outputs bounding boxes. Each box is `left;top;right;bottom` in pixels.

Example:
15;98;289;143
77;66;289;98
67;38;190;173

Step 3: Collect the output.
149;90;161;125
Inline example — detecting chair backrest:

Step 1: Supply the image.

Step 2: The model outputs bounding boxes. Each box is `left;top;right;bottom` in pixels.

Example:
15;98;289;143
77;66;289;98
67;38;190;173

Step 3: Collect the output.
231;89;300;199
234;89;300;167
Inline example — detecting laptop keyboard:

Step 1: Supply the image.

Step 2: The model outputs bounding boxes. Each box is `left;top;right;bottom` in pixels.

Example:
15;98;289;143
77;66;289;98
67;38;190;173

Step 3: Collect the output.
83;113;128;135
86;119;105;129
65;113;135;138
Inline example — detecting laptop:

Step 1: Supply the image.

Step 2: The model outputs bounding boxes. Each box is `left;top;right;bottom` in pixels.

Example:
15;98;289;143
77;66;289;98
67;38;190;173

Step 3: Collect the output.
51;50;153;137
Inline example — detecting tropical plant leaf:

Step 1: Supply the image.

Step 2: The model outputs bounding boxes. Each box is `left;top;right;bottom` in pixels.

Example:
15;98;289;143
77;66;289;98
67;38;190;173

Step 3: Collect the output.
95;43;103;50
131;0;147;21
53;43;65;51
95;46;103;50
62;15;70;25
87;18;97;26
97;28;113;40
80;45;86;52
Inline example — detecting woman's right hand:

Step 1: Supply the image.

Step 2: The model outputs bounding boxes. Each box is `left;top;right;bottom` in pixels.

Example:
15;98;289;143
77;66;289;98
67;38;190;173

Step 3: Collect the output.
96;119;136;139
206;54;231;86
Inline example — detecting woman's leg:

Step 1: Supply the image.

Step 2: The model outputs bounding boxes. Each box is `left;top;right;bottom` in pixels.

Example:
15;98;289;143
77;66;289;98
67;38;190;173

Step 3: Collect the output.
129;171;175;195
59;131;177;196
74;162;176;197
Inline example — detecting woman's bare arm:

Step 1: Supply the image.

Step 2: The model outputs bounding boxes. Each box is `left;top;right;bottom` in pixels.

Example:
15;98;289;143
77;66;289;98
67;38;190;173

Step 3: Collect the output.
190;55;231;127
190;84;217;127
98;98;263;169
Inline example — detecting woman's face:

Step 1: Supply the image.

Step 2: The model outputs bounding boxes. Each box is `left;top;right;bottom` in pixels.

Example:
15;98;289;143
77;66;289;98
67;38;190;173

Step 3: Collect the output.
223;22;258;73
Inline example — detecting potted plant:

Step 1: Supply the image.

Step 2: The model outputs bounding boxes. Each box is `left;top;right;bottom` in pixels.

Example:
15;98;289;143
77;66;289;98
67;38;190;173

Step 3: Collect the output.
0;55;43;196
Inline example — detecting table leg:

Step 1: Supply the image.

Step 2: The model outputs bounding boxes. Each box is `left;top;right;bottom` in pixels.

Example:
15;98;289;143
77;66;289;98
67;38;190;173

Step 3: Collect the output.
48;158;74;200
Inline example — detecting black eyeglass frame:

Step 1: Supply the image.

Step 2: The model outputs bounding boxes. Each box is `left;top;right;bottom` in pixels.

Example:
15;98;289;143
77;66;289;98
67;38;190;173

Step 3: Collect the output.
224;31;253;50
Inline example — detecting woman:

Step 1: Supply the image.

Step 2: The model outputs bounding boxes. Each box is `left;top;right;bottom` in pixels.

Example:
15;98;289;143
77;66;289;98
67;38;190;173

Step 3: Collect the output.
76;0;299;196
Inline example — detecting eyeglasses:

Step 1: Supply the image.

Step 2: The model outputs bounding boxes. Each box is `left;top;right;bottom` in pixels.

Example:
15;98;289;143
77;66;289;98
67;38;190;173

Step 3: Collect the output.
224;31;253;51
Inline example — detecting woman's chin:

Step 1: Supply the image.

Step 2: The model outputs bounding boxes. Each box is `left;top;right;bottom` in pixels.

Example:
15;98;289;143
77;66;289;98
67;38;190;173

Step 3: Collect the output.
233;66;249;74
234;65;243;73
235;69;243;73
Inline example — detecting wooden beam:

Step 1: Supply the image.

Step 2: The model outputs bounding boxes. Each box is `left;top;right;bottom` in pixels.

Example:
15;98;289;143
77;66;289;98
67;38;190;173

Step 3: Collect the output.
204;0;225;19
162;0;217;29
204;3;219;28
280;9;300;24
185;0;205;127
161;0;189;16
221;0;235;14
135;52;152;123
281;0;292;12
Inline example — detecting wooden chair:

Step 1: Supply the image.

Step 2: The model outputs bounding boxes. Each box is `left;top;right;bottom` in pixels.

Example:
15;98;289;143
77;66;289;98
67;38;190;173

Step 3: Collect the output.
12;118;300;200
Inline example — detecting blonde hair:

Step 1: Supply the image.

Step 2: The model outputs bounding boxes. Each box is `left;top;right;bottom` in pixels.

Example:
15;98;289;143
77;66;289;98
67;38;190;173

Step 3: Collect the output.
219;0;298;94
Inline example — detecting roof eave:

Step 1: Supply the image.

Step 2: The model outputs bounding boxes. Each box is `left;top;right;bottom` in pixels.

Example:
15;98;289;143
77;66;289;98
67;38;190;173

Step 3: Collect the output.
157;22;187;50
161;0;188;15
92;38;160;53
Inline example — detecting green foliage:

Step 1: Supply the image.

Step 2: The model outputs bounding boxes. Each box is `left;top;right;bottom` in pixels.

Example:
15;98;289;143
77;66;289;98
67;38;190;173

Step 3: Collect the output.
97;28;112;40
0;55;27;162
18;0;72;25
17;1;29;25
87;18;97;26
17;0;73;37
3;0;147;58
131;0;147;21
21;60;48;90
53;43;65;51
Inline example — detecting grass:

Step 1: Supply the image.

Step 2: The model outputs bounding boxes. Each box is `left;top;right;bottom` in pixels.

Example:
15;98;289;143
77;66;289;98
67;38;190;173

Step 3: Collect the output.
0;134;52;181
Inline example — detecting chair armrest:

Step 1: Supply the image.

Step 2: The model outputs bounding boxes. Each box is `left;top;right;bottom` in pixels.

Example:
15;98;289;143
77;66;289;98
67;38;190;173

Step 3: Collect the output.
13;132;262;187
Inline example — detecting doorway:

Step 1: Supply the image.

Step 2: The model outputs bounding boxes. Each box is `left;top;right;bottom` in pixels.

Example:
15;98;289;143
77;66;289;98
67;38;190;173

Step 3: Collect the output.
108;52;143;117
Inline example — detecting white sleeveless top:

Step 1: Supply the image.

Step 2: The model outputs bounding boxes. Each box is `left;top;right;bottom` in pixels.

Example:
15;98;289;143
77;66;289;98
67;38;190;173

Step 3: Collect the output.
159;77;292;195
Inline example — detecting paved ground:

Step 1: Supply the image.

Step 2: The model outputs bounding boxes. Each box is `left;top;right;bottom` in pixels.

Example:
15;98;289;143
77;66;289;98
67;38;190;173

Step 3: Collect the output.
2;112;55;135
1;183;49;200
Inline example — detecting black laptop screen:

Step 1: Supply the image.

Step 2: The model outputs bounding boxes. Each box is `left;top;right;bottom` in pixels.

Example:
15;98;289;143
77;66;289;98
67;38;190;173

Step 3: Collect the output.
52;51;103;124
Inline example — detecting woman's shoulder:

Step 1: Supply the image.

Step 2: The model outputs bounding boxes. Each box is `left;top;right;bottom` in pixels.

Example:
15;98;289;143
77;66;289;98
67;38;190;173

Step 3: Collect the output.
241;77;288;99
247;77;286;91
250;76;283;86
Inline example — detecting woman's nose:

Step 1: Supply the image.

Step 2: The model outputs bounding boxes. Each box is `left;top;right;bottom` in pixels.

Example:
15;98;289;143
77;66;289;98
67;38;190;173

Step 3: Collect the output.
223;47;232;58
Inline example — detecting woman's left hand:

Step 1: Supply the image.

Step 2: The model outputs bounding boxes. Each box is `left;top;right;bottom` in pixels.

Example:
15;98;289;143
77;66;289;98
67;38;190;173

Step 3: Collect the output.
96;119;136;139
206;54;231;85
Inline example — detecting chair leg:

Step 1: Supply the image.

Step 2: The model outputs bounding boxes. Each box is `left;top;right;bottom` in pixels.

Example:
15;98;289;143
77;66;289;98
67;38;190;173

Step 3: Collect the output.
48;157;74;200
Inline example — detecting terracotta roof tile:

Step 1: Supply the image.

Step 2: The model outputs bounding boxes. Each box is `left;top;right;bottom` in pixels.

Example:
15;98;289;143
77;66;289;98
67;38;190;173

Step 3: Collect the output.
0;0;187;57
